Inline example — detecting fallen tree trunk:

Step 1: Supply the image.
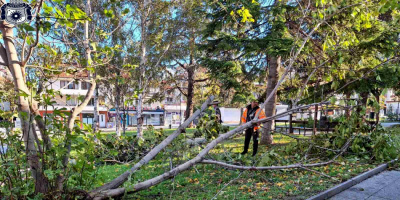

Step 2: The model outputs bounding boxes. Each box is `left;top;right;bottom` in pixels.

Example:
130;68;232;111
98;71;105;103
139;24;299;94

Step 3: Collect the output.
92;101;330;200
200;159;333;170
90;96;214;194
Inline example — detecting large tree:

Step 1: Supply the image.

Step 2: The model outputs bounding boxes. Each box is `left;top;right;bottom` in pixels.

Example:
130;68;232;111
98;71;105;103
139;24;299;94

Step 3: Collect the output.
163;0;210;126
0;0;119;194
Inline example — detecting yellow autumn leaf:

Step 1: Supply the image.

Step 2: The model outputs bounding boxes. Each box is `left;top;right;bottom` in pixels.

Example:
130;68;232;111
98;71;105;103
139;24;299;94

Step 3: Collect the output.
235;6;255;23
276;182;283;187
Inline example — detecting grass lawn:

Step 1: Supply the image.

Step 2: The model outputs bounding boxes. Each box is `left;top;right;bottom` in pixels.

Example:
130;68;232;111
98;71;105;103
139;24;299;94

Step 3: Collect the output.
92;128;383;200
105;128;198;138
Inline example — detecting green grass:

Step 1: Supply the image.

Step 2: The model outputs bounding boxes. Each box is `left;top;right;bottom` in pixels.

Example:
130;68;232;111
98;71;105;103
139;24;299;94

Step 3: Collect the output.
96;160;375;200
104;128;198;138
92;130;382;200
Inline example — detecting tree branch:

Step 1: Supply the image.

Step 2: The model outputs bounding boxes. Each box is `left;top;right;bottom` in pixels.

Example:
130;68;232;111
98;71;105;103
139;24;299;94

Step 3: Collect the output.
91;101;330;199
22;0;44;66
194;78;208;83
90;96;215;194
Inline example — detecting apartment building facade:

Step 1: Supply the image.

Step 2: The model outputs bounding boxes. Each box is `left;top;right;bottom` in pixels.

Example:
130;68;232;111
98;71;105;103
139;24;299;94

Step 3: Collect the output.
107;86;187;127
38;71;110;128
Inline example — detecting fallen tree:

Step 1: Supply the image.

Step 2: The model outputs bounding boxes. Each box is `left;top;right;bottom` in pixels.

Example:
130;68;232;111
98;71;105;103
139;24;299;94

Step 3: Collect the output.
91;101;332;199
90;96;215;194
89;2;400;198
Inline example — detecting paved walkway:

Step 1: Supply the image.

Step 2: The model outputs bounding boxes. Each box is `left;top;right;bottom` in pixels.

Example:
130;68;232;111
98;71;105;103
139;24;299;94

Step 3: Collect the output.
381;122;400;128
330;170;400;200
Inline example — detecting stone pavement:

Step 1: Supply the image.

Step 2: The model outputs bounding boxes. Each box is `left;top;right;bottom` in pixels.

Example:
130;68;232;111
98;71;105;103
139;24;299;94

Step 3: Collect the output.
329;170;400;200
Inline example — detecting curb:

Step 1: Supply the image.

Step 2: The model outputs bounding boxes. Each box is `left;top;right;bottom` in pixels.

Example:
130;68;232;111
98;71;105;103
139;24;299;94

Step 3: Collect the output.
307;159;398;200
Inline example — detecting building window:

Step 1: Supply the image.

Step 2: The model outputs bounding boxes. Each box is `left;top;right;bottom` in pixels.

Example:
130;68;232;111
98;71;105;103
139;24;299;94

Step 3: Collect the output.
81;82;92;90
82;113;94;124
66;97;77;106
60;80;78;89
166;97;173;103
87;98;95;106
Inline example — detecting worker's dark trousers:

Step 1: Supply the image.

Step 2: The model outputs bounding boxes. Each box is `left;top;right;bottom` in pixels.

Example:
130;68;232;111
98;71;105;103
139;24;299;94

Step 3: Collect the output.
243;128;259;155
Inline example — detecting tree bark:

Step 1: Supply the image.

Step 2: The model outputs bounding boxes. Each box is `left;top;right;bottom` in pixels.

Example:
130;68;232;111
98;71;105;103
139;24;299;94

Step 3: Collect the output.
360;92;369;122
123;101;127;136
137;0;150;139
136;94;144;138
31;103;52;150
115;83;121;136
374;93;380;125
56;0;97;190
93;81;99;132
261;56;281;145
313;104;318;135
184;66;194;127
184;31;196;127
1;22;50;194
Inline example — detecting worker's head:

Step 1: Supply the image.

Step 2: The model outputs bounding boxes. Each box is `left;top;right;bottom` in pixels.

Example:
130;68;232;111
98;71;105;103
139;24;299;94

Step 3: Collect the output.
211;101;220;108
251;100;259;108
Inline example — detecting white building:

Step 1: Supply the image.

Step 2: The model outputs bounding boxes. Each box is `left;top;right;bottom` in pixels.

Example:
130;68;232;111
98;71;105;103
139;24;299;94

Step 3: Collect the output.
39;71;109;128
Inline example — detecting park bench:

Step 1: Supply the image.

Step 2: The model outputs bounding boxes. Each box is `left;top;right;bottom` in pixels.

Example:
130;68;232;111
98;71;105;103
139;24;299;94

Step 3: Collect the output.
274;119;337;136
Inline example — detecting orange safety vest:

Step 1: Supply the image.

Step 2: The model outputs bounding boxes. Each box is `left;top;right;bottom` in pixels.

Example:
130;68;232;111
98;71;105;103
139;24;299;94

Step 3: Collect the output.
241;106;266;131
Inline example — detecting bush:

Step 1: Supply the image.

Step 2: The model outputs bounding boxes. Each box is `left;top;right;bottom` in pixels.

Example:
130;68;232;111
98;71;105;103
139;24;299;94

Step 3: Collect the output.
193;113;229;140
386;104;398;121
311;110;399;162
95;126;166;163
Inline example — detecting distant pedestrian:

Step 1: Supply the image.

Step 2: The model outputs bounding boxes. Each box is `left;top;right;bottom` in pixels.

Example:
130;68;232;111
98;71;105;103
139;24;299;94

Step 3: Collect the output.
240;100;266;156
210;101;222;124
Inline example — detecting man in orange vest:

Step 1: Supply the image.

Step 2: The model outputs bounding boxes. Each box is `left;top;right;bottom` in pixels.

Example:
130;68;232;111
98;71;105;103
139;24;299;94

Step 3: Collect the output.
240;100;266;156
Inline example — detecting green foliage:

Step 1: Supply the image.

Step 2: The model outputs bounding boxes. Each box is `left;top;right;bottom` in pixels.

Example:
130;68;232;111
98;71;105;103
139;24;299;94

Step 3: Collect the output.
95;127;165;163
0;126;34;198
193;109;229;140
93;131;379;200
386;104;399;121
311;109;399;161
259;149;279;166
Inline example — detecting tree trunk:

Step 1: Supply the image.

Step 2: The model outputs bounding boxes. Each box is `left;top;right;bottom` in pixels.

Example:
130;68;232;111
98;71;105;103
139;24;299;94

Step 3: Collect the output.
184;67;194;127
115;83;121;136
313;104;318;135
289;111;293;134
56;0;97;190
123;100;127;136
137;0;150;139
261;56;281;145
360;92;369;122
93;82;99;132
345;92;351;119
239;108;244;125
1;22;50;194
136;94;144;138
375;93;380;125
